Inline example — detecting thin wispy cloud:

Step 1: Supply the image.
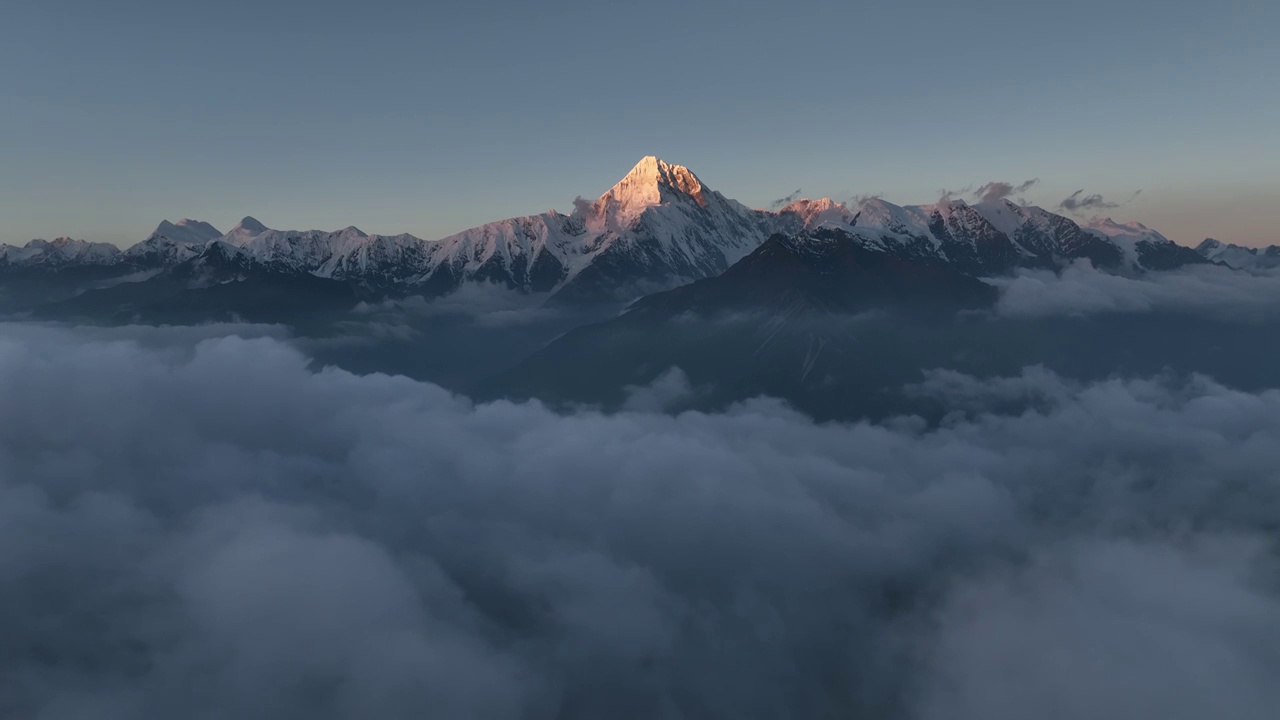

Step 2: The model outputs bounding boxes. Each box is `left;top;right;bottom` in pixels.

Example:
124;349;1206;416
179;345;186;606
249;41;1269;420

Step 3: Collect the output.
769;188;804;210
938;184;973;203
974;178;1039;204
938;179;1038;205
1058;188;1141;215
1059;189;1118;213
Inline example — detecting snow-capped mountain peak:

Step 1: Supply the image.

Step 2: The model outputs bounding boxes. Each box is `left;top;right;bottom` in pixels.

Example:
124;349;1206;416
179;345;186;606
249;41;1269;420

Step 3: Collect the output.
851;197;935;239
779;197;858;229
1195;237;1280;270
0;236;121;267
119;217;224;266
1080;216;1209;270
220;217;273;246
417;156;775;303
151;218;223;245
6;157;1220;301
594;156;709;221
1082;217;1168;244
233;216;269;235
970;198;1032;238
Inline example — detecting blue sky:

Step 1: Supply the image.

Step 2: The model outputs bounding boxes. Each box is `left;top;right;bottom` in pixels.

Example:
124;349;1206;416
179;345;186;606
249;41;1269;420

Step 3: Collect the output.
2;0;1276;247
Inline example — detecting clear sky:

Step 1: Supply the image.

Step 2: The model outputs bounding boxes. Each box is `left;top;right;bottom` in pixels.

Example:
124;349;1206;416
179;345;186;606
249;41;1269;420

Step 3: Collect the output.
2;0;1276;248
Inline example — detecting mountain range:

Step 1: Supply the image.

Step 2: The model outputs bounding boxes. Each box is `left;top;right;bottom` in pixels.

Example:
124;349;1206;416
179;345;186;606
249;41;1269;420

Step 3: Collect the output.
5;156;1264;315
1196;237;1280;271
6;156;1280;421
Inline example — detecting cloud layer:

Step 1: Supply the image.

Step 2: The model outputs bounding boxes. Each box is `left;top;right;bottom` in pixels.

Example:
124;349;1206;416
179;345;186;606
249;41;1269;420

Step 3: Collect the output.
3;323;1280;719
351;283;559;328
989;262;1280;319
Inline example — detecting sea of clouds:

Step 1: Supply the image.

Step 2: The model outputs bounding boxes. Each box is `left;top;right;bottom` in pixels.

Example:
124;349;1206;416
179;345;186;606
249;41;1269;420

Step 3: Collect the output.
2;320;1279;719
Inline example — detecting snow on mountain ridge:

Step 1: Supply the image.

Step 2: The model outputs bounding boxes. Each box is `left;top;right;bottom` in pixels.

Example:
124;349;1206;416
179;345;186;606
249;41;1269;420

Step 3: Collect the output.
7;156;1215;298
420;157;776;301
1079;217;1208;270
1196;238;1280;270
792;196;1156;272
970;199;1032;238
758;191;1192;275
1083;217;1167;242
1080;217;1166;263
234;216;269;234
0;237;121;267
851;197;937;241
153;219;223;245
119;218;224;266
779;198;859;230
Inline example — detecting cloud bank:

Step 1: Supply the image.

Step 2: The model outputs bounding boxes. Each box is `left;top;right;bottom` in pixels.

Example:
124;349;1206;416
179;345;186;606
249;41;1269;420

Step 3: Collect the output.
989;263;1280;319
3;323;1280;719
